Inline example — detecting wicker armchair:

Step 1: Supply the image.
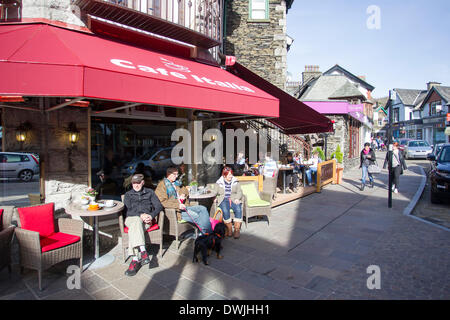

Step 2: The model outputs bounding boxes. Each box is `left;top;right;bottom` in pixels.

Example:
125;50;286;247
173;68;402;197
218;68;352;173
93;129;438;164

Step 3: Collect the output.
15;203;83;291
262;170;279;200
240;181;272;226
118;211;164;262
0;206;15;274
209;181;272;227
163;208;198;250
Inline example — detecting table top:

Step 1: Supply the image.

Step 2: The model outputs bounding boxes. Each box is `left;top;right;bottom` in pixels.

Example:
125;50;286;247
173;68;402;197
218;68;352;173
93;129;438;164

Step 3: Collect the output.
278;166;294;171
65;200;124;217
188;190;217;199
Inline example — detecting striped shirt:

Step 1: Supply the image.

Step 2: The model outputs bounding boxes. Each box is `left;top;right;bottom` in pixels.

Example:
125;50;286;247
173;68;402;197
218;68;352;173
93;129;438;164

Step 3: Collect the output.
224;181;232;199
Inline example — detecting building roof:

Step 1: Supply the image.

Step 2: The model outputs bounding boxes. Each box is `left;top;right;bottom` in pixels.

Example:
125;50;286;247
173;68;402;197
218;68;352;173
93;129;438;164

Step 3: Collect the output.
417;85;450;110
299;75;365;101
394;88;426;106
322;64;375;91
328;81;365;99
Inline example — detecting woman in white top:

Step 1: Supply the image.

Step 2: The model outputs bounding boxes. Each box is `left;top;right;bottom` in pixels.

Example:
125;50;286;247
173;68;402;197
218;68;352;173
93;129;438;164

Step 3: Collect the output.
305;152;321;186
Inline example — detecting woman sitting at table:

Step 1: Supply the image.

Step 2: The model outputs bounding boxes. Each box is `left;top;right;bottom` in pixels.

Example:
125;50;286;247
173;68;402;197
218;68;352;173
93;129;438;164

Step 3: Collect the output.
305;152;321;186
213;166;243;239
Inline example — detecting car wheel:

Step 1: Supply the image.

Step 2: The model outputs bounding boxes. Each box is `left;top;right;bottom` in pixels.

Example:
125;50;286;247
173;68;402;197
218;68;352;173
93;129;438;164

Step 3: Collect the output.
430;189;441;204
19;170;34;182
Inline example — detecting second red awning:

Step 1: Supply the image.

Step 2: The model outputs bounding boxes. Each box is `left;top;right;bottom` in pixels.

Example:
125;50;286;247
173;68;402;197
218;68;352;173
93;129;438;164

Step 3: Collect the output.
227;63;333;134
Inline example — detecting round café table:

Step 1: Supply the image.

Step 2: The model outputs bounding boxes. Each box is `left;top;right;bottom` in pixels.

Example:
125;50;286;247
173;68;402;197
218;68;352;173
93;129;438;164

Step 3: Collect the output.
65;200;124;270
188;190;217;213
279;166;294;193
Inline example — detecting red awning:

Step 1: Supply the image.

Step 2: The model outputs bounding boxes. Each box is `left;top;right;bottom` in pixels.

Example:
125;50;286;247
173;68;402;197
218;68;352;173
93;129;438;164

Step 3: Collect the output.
0;23;278;117
227;63;333;134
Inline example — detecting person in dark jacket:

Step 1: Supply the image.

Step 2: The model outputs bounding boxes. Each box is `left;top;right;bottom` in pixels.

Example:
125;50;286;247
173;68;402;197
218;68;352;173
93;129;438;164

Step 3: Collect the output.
360;142;376;191
123;174;163;276
383;142;408;193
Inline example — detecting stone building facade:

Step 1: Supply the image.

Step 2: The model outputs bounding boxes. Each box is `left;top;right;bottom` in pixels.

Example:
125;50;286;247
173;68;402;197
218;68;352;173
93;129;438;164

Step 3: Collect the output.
224;0;290;90
2;105;89;210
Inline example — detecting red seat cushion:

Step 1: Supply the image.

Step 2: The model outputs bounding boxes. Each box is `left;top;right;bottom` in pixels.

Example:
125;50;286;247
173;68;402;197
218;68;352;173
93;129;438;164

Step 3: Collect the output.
18;203;55;237
124;218;159;233
0;209;3;229
40;232;81;253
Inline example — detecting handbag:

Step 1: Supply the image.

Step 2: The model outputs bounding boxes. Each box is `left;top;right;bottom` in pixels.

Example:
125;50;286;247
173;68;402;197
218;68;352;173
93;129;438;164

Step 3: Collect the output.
209;207;223;230
367;162;381;174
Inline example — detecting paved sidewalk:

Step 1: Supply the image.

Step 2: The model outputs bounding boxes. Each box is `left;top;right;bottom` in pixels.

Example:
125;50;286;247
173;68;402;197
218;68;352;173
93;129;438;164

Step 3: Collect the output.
1;156;449;300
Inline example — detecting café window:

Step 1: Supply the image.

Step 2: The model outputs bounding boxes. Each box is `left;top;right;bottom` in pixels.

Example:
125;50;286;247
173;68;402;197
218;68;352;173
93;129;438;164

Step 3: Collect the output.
0;0;21;22
249;0;268;20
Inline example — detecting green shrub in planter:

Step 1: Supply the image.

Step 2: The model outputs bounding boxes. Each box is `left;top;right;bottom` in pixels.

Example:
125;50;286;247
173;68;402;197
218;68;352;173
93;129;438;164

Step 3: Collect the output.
331;144;344;164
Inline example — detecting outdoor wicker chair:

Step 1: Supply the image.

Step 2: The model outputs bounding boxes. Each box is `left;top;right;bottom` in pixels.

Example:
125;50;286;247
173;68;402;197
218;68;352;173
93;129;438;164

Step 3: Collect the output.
15;203;83;291
118;211;164;262
262;170;279;200
0;206;16;274
239;180;272;227
209;181;272;227
163;207;198;250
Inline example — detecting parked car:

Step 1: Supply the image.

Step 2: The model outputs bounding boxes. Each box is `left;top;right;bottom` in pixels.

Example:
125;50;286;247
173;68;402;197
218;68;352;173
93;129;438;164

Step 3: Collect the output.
121;147;182;180
0;152;40;182
428;144;450;204
397;138;413;156
403;140;433;160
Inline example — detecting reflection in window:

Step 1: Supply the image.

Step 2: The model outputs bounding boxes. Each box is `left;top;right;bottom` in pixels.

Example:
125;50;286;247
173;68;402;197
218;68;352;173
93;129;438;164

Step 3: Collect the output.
0;0;21;22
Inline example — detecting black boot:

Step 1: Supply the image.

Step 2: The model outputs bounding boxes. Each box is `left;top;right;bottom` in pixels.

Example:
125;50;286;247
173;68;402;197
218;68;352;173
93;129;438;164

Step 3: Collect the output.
370;180;374;188
360;183;365;191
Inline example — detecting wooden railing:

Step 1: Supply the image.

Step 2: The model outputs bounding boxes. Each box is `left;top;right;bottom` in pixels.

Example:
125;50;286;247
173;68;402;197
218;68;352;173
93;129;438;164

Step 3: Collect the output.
316;159;336;193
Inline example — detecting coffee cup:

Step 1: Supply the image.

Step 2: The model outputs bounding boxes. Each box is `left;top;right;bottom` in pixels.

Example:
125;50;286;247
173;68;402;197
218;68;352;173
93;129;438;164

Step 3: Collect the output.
105;200;114;207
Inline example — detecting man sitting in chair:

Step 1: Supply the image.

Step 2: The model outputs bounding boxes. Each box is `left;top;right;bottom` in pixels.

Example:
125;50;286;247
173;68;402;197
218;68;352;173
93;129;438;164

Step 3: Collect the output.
123;174;163;276
155;167;212;236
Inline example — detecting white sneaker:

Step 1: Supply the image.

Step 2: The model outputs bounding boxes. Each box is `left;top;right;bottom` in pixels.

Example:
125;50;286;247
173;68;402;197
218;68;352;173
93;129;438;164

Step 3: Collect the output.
394;188;398;193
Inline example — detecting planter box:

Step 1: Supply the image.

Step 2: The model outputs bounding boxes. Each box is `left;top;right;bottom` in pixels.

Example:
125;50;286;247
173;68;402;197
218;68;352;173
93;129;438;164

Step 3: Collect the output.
335;167;344;184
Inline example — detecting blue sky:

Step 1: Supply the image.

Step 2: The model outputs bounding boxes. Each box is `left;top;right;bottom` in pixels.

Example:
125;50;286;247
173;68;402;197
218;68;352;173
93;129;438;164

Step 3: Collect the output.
286;0;450;98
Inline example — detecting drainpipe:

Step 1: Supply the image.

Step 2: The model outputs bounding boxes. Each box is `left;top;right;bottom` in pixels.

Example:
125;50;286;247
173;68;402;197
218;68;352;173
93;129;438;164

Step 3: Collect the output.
222;0;227;54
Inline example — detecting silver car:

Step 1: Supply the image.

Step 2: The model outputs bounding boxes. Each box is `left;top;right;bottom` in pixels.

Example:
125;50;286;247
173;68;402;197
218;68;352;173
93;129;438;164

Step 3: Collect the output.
404;140;433;160
0;152;40;182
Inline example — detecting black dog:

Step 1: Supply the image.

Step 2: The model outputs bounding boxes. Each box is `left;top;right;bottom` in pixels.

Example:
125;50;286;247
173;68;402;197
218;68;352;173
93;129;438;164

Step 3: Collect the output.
193;222;226;265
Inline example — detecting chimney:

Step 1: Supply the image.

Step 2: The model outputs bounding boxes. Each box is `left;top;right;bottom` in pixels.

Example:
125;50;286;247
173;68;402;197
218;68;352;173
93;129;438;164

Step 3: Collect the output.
427;81;441;91
358;75;366;81
302;65;322;85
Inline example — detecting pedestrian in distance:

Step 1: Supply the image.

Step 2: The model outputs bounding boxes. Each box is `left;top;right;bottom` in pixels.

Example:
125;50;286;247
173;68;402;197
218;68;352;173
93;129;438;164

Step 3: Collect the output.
383;142;408;193
360;142;376;191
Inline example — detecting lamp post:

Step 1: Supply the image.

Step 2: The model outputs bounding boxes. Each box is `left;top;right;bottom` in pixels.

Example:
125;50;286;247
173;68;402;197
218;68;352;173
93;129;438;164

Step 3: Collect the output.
388;91;393;208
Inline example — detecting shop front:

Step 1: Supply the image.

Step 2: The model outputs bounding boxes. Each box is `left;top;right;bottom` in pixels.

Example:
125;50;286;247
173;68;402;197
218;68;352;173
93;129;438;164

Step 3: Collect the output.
0;22;281;209
1;22;334;209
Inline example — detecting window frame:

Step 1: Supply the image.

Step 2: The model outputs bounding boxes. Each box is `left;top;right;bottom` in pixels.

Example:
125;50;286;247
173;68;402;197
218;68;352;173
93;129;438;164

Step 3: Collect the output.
248;0;269;21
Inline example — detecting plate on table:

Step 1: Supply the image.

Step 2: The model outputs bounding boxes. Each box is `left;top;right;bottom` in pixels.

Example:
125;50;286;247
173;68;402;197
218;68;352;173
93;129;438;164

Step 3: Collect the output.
104;203;117;209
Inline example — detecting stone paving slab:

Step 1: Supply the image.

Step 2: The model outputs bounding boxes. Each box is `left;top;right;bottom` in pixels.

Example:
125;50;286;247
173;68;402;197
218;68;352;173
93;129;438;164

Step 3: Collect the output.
1;154;449;300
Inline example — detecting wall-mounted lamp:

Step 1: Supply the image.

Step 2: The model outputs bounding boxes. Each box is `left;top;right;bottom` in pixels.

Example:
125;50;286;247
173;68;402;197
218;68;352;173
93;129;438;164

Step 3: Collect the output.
67;122;80;145
16;122;32;142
